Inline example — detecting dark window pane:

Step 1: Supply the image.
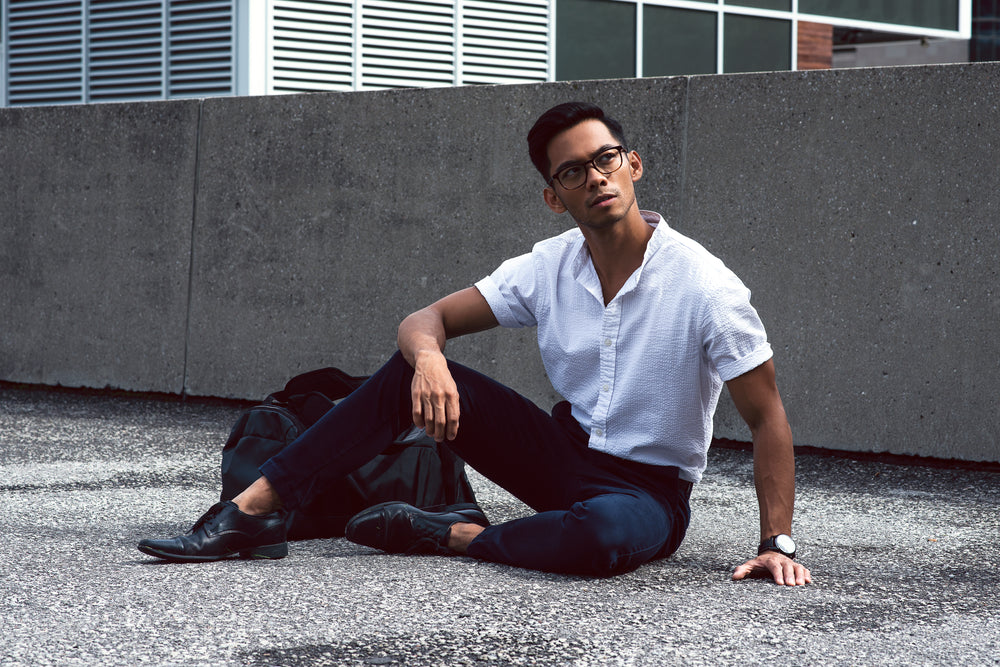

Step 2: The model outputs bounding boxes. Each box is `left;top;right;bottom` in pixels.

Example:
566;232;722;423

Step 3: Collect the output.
557;0;636;81
799;0;959;31
724;15;791;72
971;0;1000;61
643;6;716;76
728;0;791;10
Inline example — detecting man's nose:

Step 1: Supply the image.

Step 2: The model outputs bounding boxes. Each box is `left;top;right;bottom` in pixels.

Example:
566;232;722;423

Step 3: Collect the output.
585;163;608;187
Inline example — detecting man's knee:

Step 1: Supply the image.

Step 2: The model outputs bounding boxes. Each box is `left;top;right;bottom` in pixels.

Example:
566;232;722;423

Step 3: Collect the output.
565;495;668;577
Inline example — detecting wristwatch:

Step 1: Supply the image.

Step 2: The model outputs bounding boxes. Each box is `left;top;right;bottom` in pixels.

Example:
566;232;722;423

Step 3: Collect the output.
758;534;796;559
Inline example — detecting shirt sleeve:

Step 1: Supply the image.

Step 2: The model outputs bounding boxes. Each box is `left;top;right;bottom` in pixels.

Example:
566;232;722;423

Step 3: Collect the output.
701;271;774;382
474;252;540;328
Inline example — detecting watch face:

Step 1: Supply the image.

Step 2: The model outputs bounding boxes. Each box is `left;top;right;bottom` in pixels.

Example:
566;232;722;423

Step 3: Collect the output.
775;534;796;554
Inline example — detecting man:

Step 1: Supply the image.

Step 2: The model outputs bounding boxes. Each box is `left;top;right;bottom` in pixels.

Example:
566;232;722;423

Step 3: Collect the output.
139;102;810;585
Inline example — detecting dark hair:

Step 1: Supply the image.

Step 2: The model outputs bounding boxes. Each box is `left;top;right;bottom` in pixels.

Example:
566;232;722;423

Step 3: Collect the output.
527;102;628;180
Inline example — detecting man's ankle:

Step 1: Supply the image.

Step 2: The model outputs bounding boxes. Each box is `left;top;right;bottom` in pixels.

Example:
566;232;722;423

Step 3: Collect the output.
232;476;283;516
447;522;485;553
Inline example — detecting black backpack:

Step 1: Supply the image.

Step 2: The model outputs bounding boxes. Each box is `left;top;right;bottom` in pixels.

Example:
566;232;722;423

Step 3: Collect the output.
220;367;478;540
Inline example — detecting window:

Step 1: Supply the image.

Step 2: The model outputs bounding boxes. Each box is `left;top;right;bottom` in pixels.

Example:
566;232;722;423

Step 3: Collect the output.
556;0;635;81
643;6;716;77
729;0;791;10
724;14;791;73
800;0;961;32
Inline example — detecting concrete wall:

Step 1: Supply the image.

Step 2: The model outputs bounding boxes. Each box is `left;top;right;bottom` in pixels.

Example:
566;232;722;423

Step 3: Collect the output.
1;63;997;462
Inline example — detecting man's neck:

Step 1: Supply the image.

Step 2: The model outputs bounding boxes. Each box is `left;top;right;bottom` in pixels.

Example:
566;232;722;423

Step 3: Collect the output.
580;208;654;305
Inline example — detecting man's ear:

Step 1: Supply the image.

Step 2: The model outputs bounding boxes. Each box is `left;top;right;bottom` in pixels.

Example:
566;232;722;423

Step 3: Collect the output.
543;186;567;214
628;150;643;183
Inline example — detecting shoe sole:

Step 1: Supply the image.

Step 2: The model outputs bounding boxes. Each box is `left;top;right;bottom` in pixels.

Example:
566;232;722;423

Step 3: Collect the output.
137;542;288;563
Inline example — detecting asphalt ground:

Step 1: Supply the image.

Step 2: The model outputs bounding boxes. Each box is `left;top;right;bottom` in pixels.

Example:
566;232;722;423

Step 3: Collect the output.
2;384;998;666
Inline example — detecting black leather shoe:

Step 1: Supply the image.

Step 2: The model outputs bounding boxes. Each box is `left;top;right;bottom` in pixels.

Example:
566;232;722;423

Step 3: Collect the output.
137;501;288;562
345;502;489;555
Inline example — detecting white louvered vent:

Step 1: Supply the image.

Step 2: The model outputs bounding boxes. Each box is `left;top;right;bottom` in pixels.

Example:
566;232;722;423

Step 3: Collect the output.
167;0;234;97
89;0;164;101
6;0;85;105
359;0;456;90
461;0;549;84
271;0;354;93
3;0;553;105
266;0;551;93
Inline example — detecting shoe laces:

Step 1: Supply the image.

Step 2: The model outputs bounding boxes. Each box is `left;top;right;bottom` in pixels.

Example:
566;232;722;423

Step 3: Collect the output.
188;503;225;534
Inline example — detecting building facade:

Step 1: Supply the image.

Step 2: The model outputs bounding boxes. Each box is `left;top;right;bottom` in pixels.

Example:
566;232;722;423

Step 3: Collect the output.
0;0;976;107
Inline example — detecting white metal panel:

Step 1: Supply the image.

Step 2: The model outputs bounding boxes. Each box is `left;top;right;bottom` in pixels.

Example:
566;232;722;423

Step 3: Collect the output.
270;0;353;93
261;0;553;93
460;0;549;84
358;0;455;89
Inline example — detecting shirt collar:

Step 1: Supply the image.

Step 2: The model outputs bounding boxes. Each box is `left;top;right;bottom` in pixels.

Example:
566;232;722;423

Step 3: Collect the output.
570;210;669;304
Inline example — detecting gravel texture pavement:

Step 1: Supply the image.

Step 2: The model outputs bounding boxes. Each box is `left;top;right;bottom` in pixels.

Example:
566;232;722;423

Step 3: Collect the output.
2;384;998;666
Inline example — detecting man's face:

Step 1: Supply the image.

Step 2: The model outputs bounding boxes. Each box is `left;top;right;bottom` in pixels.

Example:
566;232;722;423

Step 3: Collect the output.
542;119;642;230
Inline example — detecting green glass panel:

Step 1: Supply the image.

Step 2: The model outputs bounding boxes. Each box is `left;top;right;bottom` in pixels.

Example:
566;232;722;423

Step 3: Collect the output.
643;6;716;76
799;0;959;31
727;0;791;11
556;0;636;81
723;15;791;73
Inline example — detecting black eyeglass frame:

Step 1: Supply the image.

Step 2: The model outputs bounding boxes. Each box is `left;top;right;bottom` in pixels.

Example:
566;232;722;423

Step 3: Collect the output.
547;145;628;190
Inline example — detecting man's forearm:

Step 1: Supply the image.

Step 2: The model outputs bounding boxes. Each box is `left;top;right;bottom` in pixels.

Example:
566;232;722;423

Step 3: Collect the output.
397;287;500;369
397;307;448;369
752;418;796;540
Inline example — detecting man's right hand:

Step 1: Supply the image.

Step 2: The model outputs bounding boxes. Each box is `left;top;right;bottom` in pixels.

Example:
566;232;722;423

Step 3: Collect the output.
398;286;499;442
410;349;461;442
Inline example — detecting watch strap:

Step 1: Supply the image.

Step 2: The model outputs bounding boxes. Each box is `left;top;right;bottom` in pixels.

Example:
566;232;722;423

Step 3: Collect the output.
758;535;796;559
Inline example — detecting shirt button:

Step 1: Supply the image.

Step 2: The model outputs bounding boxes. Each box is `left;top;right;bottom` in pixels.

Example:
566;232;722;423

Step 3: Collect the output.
594;428;604;437
602;384;610;392
603;338;612;347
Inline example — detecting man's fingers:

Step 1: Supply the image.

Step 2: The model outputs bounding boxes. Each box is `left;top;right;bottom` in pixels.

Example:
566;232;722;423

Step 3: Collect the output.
409;351;462;441
774;559;793;585
419;396;456;442
411;391;425;430
445;394;461;441
732;555;811;586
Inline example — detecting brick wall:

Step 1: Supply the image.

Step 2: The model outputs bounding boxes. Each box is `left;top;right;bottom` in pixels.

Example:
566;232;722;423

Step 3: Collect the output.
798;21;833;69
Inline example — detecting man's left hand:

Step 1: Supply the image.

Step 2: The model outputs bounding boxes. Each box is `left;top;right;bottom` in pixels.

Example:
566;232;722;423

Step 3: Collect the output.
732;551;811;586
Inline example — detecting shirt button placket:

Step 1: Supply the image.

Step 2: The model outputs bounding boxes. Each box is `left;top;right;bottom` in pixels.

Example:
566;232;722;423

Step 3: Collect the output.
593;304;620;446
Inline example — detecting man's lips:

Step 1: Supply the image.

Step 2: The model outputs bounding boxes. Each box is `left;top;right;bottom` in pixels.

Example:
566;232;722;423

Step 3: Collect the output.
589;193;617;208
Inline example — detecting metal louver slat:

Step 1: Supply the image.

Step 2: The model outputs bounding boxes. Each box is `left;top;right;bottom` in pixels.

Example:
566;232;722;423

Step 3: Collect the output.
359;0;455;89
168;0;235;97
5;0;240;106
460;0;549;85
271;0;354;93
89;0;164;101
7;0;85;105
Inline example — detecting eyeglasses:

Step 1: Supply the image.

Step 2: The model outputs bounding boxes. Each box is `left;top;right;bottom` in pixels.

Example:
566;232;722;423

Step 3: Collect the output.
548;146;627;190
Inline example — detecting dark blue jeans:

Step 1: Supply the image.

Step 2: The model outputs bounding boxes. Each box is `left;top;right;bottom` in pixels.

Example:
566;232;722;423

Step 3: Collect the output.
260;351;692;577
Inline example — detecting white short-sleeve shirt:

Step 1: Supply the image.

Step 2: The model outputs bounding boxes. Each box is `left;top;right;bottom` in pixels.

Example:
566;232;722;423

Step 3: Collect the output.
474;211;772;483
